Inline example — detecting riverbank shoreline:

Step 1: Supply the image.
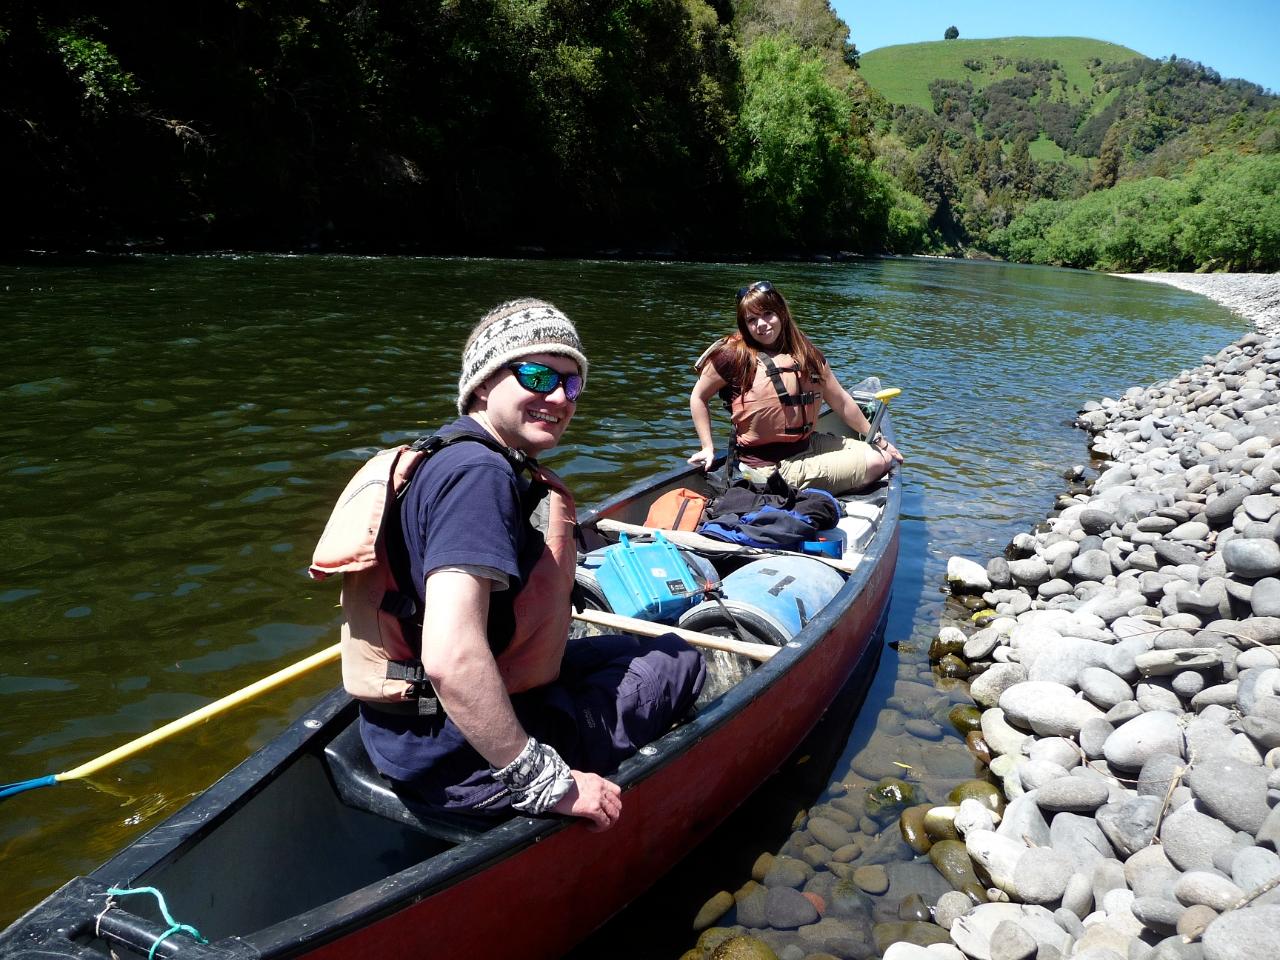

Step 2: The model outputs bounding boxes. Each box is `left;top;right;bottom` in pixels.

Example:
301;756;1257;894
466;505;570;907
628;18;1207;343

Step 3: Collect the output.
892;279;1280;960
1111;272;1280;338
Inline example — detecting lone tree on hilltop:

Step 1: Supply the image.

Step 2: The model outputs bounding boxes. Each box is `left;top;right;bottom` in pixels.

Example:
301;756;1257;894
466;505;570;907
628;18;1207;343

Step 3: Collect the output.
944;25;959;39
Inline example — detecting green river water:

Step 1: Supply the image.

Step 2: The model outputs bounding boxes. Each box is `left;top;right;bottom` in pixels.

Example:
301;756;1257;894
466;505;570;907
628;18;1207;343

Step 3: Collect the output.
0;255;1243;949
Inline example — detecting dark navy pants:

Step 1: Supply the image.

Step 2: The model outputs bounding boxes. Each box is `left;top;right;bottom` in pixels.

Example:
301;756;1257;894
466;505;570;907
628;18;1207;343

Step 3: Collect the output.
361;632;705;811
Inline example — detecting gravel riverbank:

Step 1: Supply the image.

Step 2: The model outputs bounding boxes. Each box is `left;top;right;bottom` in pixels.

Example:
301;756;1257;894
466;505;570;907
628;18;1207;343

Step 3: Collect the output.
681;274;1280;960
908;276;1280;960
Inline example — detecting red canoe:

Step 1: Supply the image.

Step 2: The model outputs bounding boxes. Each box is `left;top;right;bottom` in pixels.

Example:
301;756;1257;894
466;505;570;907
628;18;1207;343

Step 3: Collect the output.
1;406;900;960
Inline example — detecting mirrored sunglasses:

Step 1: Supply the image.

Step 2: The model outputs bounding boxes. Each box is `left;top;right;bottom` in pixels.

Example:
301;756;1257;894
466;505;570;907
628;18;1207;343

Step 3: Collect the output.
736;279;776;301
503;361;583;401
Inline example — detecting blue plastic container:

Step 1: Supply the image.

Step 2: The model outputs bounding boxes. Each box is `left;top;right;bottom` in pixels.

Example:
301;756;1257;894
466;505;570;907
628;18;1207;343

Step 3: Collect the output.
677;555;846;645
591;532;702;623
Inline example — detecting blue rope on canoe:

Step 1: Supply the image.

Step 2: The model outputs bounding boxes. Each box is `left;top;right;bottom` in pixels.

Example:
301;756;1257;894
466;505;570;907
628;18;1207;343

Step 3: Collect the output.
0;775;57;799
105;886;209;960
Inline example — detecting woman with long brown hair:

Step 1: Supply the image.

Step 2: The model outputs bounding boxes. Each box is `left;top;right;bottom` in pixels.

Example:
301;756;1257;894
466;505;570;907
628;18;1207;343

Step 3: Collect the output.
688;280;901;493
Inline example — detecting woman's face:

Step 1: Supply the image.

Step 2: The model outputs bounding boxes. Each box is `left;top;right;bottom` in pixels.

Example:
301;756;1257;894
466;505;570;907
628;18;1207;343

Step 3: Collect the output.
743;310;781;348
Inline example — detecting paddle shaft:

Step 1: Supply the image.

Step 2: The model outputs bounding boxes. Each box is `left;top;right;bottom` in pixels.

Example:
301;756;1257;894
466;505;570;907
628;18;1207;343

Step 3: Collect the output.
572;608;777;662
593;518;860;574
57;643;342;783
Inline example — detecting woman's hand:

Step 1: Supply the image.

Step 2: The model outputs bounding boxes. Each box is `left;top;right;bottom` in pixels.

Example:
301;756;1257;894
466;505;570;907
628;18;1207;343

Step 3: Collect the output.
688;447;716;471
875;437;903;465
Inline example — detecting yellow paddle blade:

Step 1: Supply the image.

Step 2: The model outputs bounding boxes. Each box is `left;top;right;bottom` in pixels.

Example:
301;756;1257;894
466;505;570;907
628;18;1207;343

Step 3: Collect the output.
874;387;902;402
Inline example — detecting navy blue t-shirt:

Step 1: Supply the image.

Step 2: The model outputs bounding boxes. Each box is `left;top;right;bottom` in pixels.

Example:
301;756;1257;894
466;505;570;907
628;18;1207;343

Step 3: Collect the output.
360;417;546;781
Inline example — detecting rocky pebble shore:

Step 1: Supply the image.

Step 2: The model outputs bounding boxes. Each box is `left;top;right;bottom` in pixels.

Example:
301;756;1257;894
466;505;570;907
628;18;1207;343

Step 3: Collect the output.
680;276;1280;960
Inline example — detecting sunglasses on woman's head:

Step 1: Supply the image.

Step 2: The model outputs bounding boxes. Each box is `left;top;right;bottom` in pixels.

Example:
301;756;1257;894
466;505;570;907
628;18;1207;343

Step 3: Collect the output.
736;280;775;301
503;361;583;401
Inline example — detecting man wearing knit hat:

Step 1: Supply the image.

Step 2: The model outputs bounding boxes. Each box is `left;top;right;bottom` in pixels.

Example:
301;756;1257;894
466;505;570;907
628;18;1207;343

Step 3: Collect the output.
356;298;704;831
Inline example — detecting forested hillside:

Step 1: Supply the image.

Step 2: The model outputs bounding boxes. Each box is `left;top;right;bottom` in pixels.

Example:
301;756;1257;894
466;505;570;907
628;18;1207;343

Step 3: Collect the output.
3;4;1277;269
861;37;1280;269
1;0;917;256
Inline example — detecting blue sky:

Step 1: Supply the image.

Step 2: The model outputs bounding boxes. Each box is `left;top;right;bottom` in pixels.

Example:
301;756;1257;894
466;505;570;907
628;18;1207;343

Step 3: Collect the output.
831;1;1279;93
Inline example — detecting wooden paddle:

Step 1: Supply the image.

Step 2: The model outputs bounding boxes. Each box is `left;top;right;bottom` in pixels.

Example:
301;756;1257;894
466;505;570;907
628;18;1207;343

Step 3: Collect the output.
572;607;777;662
593;518;861;574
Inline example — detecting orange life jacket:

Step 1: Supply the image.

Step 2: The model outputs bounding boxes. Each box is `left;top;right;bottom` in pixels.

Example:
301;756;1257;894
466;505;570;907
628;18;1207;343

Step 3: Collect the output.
724;353;820;450
309;432;577;712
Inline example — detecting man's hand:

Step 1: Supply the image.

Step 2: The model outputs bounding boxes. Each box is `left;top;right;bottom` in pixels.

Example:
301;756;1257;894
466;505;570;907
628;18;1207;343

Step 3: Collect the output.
553;770;623;832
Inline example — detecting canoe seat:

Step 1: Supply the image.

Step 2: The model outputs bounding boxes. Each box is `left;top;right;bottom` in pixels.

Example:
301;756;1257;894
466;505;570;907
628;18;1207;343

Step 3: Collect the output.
322;722;501;844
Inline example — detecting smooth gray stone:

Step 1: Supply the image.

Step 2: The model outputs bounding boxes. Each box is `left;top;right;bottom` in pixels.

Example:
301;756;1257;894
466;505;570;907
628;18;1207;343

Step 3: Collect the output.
1036;778;1110;813
1183;717;1237;760
988;557;1014;589
1191;682;1240;709
1243;494;1280;522
1137;753;1189;798
1204;486;1251;528
1242;715;1280;750
966;625;1008;660
764;885;819;928
983;707;1032;757
996;793;1052;848
1136;680;1185;713
1009;557;1052;588
1092;857;1128;911
1106;700;1144;724
1080;717;1116;759
1169;521;1212;542
1051;812;1116;873
1173;670;1208;697
1106;712;1186;770
1081;589;1148;623
1231;846;1280;899
1256;804;1280;851
1039;578;1074;599
1062;871;1094;918
1132;896;1185;932
1174;871;1245;911
990;920;1038;960
1081;509;1120;536
1126;845;1182;901
1053;906;1086;939
1139;516;1179;534
1080;667;1135;709
1201;904;1280;960
1020;759;1072;792
972;663;1029;708
1155;540;1204;567
1151;627;1200;650
1096;796;1162;857
1186;755;1273;834
1028;737;1082;769
1251;695;1280;722
1000;681;1105;737
1252;579;1280;618
1232;617;1280;646
1136;648;1222;676
1010;847;1074;905
1074;549;1115;582
935;889;976;930
1161;803;1239;871
1224;539;1280;579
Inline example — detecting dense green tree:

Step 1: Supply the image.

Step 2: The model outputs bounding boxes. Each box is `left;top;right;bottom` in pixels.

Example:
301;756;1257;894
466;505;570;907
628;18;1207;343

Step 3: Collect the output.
732;35;890;248
944;26;959;40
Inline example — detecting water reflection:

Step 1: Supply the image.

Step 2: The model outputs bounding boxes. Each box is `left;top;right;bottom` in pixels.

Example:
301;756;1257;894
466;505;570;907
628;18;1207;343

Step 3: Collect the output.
0;255;1243;934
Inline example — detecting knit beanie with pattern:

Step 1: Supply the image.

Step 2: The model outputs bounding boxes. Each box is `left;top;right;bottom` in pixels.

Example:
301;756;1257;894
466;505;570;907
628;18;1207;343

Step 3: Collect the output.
457;299;588;415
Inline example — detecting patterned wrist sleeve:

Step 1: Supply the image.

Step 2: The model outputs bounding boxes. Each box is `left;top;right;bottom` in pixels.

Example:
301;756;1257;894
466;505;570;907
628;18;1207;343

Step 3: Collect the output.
492;737;574;814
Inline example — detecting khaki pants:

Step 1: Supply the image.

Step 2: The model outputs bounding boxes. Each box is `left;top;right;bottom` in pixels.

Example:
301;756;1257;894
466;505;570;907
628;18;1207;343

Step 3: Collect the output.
740;432;873;494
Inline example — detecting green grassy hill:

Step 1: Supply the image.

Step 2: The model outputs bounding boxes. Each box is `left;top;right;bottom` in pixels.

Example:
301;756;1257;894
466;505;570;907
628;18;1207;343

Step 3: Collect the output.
859;36;1144;112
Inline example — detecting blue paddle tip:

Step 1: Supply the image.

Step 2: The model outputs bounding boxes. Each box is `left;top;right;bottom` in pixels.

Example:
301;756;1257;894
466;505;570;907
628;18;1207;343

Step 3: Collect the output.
0;775;58;799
